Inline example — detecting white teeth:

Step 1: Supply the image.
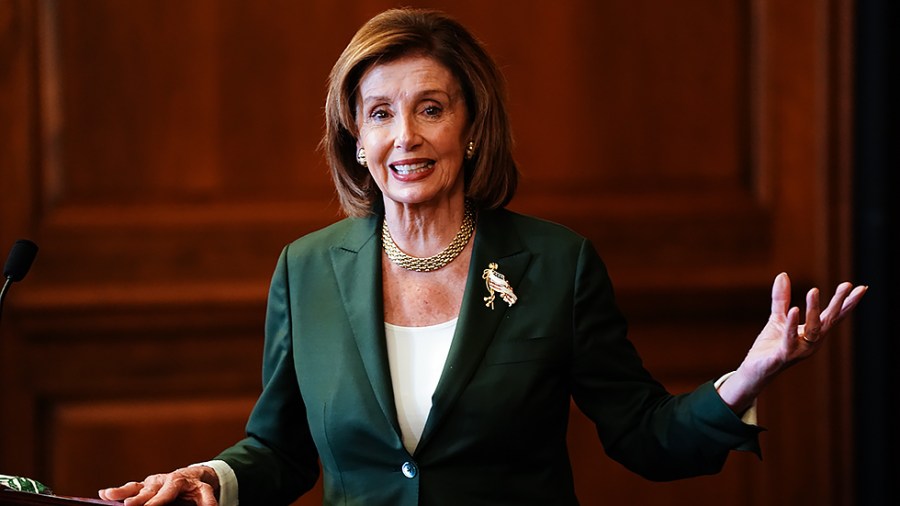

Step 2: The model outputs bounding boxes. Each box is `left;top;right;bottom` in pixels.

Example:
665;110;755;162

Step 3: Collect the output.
392;161;433;175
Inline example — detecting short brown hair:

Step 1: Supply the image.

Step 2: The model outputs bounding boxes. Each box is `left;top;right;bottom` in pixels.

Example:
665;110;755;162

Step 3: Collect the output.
322;8;519;217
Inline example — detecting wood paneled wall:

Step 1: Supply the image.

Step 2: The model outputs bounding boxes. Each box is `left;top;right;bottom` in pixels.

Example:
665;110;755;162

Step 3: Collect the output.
0;0;853;504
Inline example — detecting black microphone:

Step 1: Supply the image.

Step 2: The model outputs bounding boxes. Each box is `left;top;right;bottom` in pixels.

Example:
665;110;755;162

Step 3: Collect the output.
1;239;39;321
4;239;38;282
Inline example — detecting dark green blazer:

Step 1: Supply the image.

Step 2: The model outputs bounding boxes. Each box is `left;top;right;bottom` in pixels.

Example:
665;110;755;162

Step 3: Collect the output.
217;208;760;506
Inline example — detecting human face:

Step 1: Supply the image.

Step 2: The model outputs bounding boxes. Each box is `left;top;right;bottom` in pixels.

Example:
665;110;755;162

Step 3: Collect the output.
356;55;469;209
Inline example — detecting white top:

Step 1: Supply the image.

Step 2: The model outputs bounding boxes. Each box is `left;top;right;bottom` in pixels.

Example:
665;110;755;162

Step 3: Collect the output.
384;317;458;454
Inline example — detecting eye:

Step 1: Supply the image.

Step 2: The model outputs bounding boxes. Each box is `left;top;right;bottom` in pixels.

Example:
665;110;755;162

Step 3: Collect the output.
370;108;390;120
423;105;443;117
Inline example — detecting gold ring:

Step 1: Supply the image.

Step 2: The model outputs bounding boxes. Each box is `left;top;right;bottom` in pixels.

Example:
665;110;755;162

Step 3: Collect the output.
801;334;817;344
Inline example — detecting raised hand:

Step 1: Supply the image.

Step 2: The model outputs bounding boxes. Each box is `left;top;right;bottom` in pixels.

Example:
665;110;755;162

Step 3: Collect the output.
717;273;867;413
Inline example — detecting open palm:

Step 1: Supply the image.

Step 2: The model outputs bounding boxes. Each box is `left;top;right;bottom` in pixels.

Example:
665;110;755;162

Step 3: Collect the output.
718;273;867;412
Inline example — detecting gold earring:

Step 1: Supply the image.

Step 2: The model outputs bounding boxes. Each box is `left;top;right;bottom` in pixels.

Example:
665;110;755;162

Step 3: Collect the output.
356;147;367;167
465;140;476;160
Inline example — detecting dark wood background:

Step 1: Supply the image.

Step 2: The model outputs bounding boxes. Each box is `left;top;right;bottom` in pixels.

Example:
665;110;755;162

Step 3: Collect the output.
0;0;855;504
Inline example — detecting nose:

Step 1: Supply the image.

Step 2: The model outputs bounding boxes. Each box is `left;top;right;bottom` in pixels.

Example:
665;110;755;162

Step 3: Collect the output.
393;113;422;151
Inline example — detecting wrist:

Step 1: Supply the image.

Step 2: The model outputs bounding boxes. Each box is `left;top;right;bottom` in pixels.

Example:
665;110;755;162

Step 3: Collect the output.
717;367;766;414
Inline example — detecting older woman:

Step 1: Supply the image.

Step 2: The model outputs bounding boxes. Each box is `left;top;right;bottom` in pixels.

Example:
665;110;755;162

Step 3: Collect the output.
100;8;866;506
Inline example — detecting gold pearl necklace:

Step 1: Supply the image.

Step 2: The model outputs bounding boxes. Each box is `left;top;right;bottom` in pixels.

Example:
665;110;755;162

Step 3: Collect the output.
382;201;476;272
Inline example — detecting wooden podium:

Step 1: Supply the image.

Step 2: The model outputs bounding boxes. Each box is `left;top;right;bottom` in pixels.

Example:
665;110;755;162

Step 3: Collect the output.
0;488;121;505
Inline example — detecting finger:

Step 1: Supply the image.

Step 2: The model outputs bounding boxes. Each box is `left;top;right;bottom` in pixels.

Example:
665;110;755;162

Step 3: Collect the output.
99;481;144;501
819;282;854;325
803;288;822;341
820;283;869;331
786;306;801;340
124;482;164;506
149;480;218;506
837;285;869;319
195;482;219;506
145;478;186;506
771;272;791;317
787;305;822;350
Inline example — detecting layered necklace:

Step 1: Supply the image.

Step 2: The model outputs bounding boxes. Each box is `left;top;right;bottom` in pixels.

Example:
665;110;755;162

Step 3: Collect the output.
382;200;476;272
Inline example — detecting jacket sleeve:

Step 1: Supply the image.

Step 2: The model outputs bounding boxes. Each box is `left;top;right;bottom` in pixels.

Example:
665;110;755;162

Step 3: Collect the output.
569;239;762;481
215;246;320;505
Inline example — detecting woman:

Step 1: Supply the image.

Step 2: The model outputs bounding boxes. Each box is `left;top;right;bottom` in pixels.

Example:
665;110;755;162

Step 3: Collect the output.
100;8;866;506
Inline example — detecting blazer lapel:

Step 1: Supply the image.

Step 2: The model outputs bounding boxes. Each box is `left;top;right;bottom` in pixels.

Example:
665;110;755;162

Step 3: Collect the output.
329;216;400;435
417;209;532;453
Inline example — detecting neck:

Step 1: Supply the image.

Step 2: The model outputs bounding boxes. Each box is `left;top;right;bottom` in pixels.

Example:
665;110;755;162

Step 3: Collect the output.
383;197;467;258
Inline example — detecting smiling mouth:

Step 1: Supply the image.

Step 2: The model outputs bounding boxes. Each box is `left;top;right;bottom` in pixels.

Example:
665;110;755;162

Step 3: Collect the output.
390;161;435;175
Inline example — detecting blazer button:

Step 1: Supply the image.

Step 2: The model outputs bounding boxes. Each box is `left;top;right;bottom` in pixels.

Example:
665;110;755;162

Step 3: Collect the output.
401;461;418;479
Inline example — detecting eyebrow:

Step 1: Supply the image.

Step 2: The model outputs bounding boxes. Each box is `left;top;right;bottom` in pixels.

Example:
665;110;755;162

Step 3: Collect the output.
360;89;455;106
